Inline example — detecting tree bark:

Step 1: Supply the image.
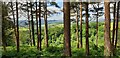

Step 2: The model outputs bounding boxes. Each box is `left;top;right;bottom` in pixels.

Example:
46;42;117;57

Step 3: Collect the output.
76;9;79;48
44;2;48;47
85;3;89;56
11;2;16;44
2;21;6;52
112;2;116;55
104;1;112;56
16;2;20;52
30;2;35;46
115;1;120;48
27;2;32;46
35;2;39;50
2;28;6;52
63;1;71;56
80;2;82;48
96;3;99;46
38;1;42;50
2;2;7;51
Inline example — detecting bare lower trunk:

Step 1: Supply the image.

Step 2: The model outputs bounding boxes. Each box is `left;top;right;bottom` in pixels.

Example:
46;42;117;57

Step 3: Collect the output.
16;2;20;52
85;3;89;56
63;1;71;56
30;2;35;46
76;10;79;48
2;2;7;52
27;2;32;46
115;1;120;48
35;2;39;50
44;2;48;47
11;2;16;44
104;1;111;56
37;1;41;50
2;28;6;51
80;2;82;48
96;3;99;46
112;2;116;55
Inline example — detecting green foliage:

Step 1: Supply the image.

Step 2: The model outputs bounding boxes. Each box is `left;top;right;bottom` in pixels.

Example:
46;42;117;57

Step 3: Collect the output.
2;18;15;46
19;27;30;45
2;46;40;57
2;22;120;57
2;2;15;46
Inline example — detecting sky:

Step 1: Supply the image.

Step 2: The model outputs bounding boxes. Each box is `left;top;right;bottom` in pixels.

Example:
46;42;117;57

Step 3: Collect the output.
18;0;63;20
18;1;116;21
43;1;113;21
46;1;63;20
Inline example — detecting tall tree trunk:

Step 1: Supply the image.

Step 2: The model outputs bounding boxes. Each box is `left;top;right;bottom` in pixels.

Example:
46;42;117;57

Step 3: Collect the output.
76;9;79;48
80;2;82;48
11;2;16;44
63;1;71;56
16;2;20;52
2;2;7;51
27;2;32;46
85;3;89;56
104;1;112;56
109;2;111;55
35;1;39;50
115;1;120;48
38;1;41;50
112;2;116;55
96;3;99;46
30;2;35;46
44;2;48;47
1;2;8;52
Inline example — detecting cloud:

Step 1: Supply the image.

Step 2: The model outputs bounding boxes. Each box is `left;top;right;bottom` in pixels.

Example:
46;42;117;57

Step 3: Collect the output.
48;13;63;20
47;6;62;12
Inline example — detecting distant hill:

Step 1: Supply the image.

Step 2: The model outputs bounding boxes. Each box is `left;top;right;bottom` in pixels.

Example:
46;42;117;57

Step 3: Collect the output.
19;19;63;27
